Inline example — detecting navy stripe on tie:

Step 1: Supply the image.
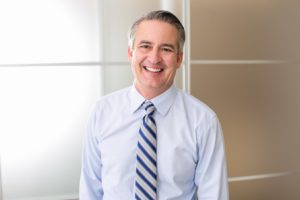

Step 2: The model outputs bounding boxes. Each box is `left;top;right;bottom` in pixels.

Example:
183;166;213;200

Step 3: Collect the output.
135;193;142;200
136;181;155;200
137;155;156;179
137;142;156;166
143;117;156;139
139;129;156;152
148;116;156;126
145;103;154;111
136;168;156;192
148;110;155;116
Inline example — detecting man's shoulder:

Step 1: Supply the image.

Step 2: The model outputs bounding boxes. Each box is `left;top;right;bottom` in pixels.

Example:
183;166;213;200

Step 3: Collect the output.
176;89;217;117
94;86;131;109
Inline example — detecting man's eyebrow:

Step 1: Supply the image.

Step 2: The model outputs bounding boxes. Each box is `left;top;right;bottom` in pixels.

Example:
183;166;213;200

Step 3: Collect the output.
138;40;152;45
161;43;176;50
137;41;176;50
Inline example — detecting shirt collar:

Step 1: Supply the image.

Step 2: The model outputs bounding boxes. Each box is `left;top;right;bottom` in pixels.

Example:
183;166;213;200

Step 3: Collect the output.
129;84;177;116
129;85;146;114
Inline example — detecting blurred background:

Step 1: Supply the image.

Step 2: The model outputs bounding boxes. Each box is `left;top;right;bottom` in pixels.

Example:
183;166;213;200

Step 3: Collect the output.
0;0;299;199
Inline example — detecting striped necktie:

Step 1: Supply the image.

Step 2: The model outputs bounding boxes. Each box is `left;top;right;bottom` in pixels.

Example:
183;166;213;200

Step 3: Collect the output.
135;101;157;200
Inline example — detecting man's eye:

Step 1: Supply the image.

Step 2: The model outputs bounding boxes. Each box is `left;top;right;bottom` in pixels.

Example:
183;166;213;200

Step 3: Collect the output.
140;45;150;49
162;47;173;52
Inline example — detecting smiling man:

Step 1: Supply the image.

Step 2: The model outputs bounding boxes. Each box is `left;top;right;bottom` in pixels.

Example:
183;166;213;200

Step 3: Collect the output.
128;19;182;100
80;10;229;200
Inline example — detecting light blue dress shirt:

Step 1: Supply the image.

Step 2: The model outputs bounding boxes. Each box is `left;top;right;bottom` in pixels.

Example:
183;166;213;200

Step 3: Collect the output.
80;85;229;200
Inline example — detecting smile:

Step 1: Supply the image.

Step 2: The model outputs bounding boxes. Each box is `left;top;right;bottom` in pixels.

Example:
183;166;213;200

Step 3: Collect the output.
143;66;163;73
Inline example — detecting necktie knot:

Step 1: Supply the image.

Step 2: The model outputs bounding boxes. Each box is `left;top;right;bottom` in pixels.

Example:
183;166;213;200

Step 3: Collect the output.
144;101;155;116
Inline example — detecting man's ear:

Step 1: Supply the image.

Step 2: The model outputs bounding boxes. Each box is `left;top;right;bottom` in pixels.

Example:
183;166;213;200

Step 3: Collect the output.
127;47;133;61
176;52;184;69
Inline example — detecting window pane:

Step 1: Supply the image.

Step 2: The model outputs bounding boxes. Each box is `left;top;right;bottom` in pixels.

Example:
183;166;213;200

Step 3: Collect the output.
103;65;133;94
191;64;300;177
190;0;300;60
0;0;99;64
0;66;101;199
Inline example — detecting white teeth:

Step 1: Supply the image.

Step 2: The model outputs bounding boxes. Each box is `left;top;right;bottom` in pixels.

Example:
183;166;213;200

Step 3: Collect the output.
145;67;162;72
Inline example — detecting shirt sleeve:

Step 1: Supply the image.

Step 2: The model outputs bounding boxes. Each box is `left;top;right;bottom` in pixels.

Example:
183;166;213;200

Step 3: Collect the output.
80;104;104;200
195;115;229;200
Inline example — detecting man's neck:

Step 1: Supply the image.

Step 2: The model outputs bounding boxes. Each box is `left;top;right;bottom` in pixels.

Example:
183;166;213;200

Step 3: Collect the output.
134;84;171;100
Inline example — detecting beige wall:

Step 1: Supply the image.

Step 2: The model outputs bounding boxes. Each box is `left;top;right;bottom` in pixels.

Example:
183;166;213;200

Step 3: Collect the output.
190;0;300;199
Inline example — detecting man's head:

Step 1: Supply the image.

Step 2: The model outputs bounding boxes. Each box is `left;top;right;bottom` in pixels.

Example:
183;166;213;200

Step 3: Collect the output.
128;10;185;54
127;10;185;99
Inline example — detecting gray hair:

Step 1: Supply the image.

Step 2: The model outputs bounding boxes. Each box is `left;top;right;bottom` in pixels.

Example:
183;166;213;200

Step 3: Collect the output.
128;10;185;54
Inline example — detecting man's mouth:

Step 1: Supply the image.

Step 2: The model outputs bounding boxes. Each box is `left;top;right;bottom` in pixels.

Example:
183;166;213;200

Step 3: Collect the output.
143;66;163;73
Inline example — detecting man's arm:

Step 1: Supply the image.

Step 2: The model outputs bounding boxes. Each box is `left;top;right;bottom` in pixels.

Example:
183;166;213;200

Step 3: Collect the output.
80;105;103;199
195;115;229;200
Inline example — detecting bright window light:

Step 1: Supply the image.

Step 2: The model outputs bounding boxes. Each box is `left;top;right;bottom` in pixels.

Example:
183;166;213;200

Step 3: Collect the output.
0;66;100;199
0;0;99;64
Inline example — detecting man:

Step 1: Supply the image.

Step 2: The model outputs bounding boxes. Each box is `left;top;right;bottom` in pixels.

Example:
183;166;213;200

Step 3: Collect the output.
80;10;228;200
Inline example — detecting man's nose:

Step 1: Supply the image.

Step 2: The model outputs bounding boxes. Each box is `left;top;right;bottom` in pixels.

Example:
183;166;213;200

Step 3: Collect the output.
148;49;162;64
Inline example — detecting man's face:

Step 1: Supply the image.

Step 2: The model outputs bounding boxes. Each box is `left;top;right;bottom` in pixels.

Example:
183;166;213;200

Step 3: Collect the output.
128;20;183;98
